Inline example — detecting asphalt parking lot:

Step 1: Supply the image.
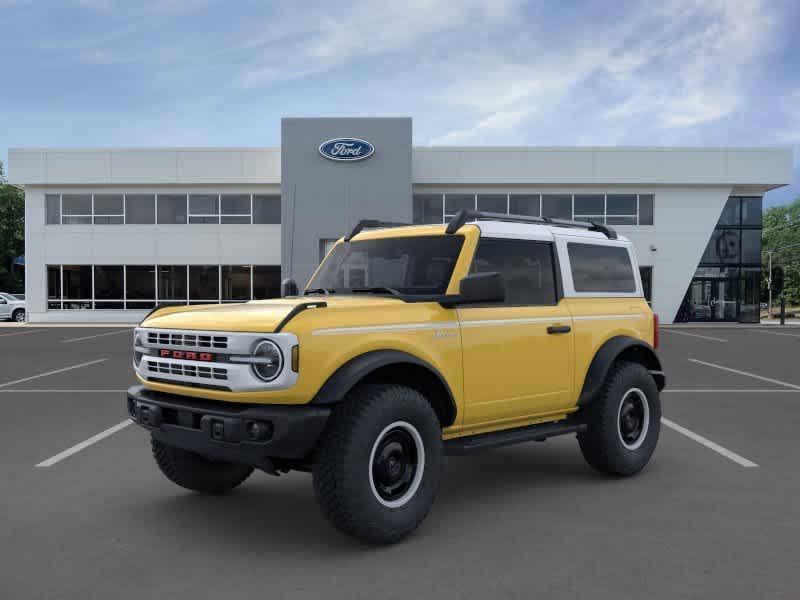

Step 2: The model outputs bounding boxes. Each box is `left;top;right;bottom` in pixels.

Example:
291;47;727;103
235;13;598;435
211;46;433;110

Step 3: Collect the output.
1;324;799;599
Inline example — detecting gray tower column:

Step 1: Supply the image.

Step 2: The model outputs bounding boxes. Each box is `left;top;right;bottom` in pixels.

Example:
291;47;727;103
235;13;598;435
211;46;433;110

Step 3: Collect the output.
280;118;413;286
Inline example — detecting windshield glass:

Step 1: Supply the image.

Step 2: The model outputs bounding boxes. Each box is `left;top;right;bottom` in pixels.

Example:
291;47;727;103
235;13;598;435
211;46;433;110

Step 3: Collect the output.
307;235;464;296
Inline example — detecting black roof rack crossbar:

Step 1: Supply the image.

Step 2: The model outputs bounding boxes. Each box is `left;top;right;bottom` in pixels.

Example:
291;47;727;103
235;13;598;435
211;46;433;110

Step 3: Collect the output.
344;219;411;242
445;209;617;239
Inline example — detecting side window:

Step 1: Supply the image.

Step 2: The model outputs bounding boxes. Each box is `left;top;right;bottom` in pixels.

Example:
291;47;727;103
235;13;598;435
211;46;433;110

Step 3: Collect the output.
470;238;557;305
568;242;636;293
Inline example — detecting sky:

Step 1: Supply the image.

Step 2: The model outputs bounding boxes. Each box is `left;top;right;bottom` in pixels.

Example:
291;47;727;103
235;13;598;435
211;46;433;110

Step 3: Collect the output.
1;0;798;206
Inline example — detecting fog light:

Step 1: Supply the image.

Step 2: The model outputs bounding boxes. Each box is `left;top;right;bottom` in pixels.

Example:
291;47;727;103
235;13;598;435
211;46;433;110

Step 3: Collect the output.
245;420;273;442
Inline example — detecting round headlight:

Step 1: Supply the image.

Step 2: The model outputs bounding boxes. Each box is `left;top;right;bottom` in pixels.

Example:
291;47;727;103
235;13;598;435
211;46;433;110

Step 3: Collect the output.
133;332;143;367
252;340;283;382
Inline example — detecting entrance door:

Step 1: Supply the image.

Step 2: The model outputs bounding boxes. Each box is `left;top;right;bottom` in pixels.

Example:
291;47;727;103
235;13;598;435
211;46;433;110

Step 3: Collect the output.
685;278;738;321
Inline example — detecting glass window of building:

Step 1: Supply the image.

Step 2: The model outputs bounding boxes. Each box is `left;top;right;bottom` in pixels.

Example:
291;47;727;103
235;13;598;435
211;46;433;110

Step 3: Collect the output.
62;265;92;309
509;194;540;217
717;197;741;226
125;194;155;224
606;194;638;225
125;266;156;308
189;265;220;301
222;265;251;301
94;265;124;308
62;194;92;224
639;266;653;303
158;265;187;303
541;194;571;220
638;194;654;225
741;197;762;226
477;194;507;213
47;266;61;309
93;194;124;224
413;194;443;224
677;195;762;323
46;194;61;224
157;194;188;224
221;194;251;224
253;266;281;299
573;195;605;222
444;194;474;217
188;194;218;224
253;195;281;224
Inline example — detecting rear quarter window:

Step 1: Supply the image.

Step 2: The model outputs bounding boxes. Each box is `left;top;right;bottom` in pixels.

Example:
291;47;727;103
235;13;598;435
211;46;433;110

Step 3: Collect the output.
568;242;636;293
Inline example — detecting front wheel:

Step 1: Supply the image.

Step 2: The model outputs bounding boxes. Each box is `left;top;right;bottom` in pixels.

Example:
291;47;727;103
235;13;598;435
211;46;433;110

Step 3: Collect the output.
12;309;25;323
312;384;442;545
578;361;661;476
151;436;253;494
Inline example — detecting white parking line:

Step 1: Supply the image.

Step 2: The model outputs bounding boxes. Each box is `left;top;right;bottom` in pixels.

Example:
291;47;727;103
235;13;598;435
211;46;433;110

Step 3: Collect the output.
661;330;728;342
0;359;107;389
0;389;126;393
665;388;800;393
0;329;45;338
661;417;758;468
60;329;132;343
35;420;133;467
688;358;800;390
750;329;800;338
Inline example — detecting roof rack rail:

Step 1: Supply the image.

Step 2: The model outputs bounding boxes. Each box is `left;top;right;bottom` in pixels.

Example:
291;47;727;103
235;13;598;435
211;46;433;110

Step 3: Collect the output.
445;209;618;239
344;219;411;242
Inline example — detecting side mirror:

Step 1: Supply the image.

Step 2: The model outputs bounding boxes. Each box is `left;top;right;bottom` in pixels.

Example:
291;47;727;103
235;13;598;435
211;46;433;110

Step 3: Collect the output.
440;272;506;307
281;278;299;298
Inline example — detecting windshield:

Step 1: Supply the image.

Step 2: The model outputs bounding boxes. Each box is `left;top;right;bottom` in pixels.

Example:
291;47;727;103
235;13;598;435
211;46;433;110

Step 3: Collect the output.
307;235;464;296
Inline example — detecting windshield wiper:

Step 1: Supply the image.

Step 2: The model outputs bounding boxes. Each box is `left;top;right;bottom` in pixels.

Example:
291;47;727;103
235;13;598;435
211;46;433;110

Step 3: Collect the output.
304;288;336;296
351;286;402;296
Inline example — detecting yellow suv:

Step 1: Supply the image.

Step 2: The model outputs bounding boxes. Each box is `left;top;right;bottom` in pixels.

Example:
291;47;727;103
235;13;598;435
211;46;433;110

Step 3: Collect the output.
128;209;665;544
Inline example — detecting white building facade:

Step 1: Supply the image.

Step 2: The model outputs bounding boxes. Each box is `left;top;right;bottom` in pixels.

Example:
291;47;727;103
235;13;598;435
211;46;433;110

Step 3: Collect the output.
8;118;793;324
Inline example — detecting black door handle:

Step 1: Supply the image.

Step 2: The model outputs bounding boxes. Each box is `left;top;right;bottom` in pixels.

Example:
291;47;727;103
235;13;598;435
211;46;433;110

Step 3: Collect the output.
547;325;571;334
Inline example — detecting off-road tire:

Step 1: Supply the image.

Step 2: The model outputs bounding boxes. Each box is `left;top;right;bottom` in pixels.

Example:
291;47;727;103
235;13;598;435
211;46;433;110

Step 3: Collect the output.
12;309;25;323
312;384;442;545
578;361;660;476
151;436;253;494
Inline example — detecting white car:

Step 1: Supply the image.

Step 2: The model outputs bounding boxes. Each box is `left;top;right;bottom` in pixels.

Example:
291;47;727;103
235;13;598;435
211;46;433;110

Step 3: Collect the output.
0;293;26;322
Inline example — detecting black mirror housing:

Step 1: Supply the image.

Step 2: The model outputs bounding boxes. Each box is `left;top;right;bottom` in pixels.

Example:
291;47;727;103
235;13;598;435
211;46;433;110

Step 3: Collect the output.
440;272;506;307
281;278;299;298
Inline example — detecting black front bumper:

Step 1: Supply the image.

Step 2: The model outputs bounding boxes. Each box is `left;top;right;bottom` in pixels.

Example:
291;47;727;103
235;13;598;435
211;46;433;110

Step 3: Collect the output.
127;385;330;469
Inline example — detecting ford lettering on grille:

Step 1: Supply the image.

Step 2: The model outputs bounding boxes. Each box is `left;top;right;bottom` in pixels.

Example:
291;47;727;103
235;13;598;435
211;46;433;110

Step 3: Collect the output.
158;349;215;362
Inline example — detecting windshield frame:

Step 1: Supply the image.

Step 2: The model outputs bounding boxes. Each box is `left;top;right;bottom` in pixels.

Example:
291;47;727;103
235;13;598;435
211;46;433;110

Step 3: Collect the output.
305;234;466;301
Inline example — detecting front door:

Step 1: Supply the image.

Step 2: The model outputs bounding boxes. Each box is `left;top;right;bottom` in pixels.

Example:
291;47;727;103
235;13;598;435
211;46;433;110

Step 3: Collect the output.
0;297;9;319
459;237;574;429
685;277;738;321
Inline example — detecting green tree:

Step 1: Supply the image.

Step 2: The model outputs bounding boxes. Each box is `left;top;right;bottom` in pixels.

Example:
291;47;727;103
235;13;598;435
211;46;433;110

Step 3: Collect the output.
0;161;25;293
762;196;800;306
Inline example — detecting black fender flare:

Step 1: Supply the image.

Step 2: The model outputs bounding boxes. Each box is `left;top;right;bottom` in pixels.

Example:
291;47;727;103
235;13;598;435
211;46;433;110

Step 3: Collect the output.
578;336;665;405
310;350;458;426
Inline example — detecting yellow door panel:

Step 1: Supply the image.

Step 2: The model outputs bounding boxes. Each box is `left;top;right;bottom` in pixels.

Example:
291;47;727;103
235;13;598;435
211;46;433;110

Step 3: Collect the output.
458;303;574;428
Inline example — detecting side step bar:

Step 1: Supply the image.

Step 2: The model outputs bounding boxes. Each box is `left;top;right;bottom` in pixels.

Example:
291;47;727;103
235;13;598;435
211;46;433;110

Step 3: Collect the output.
444;418;587;456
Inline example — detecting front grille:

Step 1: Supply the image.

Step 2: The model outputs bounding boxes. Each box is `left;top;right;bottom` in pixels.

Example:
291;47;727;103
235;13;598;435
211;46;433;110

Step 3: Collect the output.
147;331;228;349
146;360;228;381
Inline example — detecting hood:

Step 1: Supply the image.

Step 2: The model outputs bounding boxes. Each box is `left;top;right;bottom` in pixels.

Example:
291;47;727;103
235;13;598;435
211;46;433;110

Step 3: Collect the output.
141;295;404;333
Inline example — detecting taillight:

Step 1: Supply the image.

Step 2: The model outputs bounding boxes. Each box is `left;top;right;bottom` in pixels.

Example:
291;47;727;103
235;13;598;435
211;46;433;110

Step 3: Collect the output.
653;313;659;349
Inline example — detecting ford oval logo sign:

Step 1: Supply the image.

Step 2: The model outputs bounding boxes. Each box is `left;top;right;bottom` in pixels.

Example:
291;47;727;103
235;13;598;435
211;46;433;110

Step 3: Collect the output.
318;138;375;162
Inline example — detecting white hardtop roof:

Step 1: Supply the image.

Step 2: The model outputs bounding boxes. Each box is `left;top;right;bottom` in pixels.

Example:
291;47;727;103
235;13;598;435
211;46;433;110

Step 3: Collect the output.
471;220;630;243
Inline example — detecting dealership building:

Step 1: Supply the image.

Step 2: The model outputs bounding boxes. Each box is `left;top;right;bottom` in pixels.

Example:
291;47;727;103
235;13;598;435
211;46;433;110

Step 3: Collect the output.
8;117;793;324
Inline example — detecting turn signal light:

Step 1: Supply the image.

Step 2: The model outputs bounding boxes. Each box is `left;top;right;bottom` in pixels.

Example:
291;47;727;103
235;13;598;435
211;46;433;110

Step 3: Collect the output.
291;345;299;372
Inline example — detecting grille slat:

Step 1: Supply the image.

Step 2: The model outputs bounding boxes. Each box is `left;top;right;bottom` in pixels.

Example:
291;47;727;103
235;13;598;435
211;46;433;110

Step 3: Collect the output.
147;331;228;349
146;360;228;381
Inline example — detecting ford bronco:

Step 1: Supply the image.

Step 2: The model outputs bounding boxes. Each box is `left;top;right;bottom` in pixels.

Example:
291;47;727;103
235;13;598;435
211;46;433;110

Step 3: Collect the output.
128;209;665;544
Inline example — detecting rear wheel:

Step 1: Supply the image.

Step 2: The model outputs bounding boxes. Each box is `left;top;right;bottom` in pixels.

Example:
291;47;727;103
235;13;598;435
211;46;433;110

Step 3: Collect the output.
151;436;253;494
313;384;442;545
12;309;25;323
578;361;660;476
